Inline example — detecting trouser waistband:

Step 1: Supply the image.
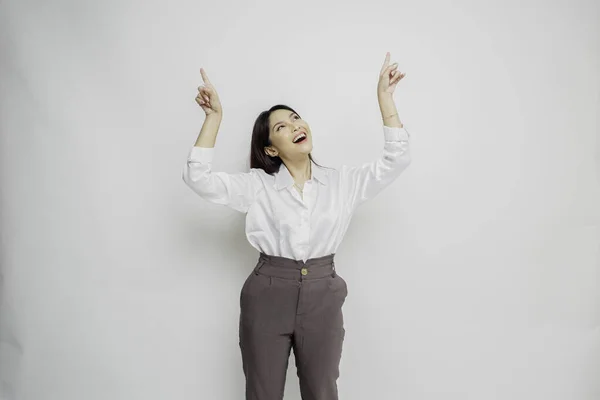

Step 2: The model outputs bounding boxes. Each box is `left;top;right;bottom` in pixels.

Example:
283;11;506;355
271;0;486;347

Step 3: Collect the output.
255;252;336;280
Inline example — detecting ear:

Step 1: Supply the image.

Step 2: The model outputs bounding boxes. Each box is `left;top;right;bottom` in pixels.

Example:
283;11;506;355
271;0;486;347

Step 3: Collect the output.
264;146;277;157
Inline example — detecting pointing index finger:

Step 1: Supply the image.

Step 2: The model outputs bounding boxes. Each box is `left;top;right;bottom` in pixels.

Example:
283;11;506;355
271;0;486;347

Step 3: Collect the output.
380;52;390;76
200;68;211;84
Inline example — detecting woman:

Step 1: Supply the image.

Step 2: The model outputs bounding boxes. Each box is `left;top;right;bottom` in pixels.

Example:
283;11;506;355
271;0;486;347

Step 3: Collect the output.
182;52;410;400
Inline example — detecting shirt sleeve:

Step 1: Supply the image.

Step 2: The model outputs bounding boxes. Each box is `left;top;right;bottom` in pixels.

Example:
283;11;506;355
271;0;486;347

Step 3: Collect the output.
182;146;260;213
340;125;411;213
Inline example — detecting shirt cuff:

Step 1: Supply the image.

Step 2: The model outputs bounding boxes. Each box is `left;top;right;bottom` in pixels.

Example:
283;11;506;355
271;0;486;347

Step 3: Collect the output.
188;146;215;164
383;125;410;141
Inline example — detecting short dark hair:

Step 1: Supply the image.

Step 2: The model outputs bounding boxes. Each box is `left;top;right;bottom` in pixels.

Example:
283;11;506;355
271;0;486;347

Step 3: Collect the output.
249;104;330;174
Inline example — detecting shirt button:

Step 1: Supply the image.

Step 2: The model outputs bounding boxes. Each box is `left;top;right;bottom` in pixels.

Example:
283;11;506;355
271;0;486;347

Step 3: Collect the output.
301;268;308;276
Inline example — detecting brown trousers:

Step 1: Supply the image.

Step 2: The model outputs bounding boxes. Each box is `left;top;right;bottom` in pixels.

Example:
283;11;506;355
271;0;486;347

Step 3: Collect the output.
239;252;348;400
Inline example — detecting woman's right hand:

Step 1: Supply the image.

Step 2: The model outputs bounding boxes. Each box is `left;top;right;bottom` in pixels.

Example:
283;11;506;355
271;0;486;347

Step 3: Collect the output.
196;68;223;117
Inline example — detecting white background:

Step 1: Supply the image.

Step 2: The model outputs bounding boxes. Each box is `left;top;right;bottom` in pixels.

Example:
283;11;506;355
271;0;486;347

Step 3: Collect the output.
1;0;599;399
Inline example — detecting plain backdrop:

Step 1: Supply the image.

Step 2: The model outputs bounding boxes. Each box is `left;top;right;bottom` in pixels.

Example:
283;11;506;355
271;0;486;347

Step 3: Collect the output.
1;0;599;399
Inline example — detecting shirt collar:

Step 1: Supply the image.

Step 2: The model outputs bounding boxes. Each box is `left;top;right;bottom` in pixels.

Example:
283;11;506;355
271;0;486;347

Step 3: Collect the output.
274;160;328;190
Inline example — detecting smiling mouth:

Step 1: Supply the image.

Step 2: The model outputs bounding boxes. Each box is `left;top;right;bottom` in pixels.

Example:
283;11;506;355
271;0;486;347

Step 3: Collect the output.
293;132;307;143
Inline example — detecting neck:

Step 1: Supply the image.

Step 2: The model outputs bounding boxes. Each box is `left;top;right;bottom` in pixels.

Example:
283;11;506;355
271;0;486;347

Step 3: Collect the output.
283;156;312;182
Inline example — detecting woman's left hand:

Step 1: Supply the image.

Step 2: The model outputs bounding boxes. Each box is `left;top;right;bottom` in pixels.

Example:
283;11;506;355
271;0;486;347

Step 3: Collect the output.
377;52;406;95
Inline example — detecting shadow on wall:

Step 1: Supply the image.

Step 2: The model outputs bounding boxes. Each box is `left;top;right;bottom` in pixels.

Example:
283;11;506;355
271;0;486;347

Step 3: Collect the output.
0;272;23;400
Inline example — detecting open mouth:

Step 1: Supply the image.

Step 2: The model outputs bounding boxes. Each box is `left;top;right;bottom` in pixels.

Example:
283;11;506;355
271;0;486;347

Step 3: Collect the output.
293;132;307;144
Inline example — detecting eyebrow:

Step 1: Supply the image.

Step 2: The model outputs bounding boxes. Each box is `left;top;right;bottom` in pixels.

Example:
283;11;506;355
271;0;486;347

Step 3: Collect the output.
273;112;296;131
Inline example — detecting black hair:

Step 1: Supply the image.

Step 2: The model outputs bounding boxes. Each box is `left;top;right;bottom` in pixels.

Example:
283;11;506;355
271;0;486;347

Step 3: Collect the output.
249;104;331;174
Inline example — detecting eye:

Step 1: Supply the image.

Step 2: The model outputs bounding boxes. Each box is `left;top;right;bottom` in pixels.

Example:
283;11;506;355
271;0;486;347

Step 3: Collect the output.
276;114;300;131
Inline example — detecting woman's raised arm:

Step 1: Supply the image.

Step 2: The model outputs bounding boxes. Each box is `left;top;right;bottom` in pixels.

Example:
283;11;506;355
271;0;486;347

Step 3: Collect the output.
182;68;260;213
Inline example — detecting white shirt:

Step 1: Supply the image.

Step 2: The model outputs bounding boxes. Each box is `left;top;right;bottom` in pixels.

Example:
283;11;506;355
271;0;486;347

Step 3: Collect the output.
183;124;411;262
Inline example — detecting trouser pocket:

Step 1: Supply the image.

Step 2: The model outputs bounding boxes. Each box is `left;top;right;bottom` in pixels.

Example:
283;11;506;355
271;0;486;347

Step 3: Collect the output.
329;272;348;301
240;260;267;306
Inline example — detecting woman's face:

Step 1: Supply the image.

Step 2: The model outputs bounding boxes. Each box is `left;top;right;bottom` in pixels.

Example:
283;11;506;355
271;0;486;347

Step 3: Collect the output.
265;109;312;160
